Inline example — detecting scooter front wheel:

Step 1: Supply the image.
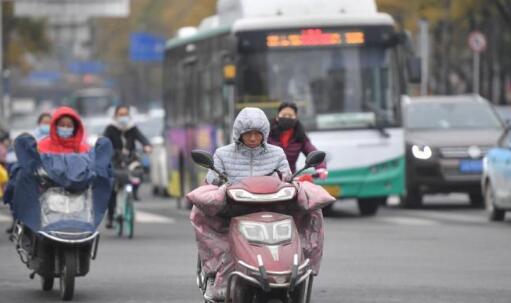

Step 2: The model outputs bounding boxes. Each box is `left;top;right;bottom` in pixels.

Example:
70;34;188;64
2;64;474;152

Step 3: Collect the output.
60;250;77;301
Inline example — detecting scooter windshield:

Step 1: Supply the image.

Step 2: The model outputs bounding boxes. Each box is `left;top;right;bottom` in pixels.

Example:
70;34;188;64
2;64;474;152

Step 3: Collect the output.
40;188;94;228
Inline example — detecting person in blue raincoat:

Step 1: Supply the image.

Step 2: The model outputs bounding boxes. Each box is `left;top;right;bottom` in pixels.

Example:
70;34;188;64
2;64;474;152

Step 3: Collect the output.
4;107;113;232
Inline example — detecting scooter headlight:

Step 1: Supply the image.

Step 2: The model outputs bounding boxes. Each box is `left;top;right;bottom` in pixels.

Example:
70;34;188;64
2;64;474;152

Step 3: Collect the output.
239;219;293;245
228;187;296;202
46;193;86;214
40;188;94;227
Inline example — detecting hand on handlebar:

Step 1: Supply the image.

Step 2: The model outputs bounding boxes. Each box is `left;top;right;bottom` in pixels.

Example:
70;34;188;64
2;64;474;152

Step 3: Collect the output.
316;168;328;180
143;145;153;154
297;174;314;183
295;168;328;182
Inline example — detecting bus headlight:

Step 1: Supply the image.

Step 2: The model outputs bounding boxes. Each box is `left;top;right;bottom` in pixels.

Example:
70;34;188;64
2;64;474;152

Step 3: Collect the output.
411;145;433;160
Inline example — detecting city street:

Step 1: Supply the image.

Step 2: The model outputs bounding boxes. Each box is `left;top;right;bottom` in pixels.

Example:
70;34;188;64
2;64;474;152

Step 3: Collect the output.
1;191;510;303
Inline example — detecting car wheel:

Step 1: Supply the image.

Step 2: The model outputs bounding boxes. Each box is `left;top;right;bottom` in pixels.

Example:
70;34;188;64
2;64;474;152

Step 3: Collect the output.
401;187;423;209
469;192;484;208
485;183;505;222
358;198;380;216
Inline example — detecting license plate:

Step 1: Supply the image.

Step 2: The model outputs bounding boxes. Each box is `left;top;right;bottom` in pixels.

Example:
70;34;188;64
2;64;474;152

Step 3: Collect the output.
322;185;342;197
459;160;482;173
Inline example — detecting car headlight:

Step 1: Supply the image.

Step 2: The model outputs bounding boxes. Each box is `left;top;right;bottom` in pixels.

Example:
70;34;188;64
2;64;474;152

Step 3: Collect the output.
228;187;296;202
411;145;433;160
239;219;293;245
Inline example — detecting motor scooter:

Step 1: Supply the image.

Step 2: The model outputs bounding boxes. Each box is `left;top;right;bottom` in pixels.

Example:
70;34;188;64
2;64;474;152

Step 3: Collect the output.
191;150;328;303
7;134;112;301
10;168;99;301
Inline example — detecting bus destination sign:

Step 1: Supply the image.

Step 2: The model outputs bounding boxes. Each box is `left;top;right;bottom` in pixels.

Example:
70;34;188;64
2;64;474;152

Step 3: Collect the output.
266;29;365;48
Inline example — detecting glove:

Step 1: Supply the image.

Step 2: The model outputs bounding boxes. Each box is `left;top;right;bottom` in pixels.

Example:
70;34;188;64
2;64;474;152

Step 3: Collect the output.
316;168;328;180
297;174;314;183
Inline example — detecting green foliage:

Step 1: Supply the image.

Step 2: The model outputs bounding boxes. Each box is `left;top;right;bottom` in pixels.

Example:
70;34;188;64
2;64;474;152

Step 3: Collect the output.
2;2;50;70
377;0;511;103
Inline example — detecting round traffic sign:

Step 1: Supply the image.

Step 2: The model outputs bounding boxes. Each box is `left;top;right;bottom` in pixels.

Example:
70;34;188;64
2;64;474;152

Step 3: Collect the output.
468;31;487;53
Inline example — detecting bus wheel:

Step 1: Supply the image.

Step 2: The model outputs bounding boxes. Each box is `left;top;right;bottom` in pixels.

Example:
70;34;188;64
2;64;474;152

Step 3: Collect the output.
357;198;380;216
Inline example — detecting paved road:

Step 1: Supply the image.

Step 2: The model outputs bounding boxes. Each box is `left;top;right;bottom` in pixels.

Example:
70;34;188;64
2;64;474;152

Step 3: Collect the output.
1;193;511;303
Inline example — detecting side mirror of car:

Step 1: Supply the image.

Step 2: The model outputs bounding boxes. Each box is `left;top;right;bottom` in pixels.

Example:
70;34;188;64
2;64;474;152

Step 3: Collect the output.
191;150;214;170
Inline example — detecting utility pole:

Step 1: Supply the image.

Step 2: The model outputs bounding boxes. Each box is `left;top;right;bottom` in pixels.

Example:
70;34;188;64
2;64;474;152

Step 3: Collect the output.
418;19;429;96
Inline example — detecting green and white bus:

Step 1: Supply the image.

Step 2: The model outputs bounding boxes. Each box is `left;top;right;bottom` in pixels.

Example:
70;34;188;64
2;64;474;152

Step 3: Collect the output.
162;0;420;214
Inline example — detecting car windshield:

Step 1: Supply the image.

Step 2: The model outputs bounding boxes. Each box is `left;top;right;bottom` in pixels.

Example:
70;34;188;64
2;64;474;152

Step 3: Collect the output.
405;102;502;130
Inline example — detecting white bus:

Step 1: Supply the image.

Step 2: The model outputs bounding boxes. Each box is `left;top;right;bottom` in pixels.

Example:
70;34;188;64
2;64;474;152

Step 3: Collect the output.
162;0;420;214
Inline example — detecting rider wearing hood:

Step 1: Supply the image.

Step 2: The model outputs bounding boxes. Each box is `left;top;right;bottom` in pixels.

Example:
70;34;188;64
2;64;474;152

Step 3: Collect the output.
206;107;290;184
38;107;89;154
197;107;291;300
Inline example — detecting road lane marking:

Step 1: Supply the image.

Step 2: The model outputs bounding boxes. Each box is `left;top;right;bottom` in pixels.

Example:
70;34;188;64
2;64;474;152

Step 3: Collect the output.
415;212;485;224
378;216;439;226
0;213;11;223
136;210;175;224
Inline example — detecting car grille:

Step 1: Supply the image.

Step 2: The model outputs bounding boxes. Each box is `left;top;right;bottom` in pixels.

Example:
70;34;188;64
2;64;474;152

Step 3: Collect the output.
439;146;492;159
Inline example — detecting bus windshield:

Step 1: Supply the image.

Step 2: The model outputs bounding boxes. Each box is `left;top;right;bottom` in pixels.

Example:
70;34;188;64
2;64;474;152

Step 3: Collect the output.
238;46;400;131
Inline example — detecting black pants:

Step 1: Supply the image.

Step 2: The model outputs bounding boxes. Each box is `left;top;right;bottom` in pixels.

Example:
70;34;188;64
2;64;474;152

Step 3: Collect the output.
107;189;117;222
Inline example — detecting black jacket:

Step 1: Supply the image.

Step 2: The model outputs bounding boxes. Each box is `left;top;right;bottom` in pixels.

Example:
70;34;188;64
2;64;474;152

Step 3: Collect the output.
103;124;150;164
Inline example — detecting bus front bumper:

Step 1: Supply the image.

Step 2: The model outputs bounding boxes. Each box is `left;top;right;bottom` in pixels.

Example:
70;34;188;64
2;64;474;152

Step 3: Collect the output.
315;157;405;199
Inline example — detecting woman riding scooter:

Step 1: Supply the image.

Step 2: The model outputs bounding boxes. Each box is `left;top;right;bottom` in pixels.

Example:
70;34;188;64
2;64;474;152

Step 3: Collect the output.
188;107;333;302
4;107;113;300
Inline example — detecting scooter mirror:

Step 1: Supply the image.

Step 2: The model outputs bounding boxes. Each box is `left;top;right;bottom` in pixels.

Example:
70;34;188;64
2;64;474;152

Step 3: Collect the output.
191;150;215;169
305;151;326;168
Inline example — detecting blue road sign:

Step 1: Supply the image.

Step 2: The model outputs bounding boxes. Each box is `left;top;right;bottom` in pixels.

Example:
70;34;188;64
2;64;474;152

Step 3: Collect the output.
68;60;105;75
130;32;165;62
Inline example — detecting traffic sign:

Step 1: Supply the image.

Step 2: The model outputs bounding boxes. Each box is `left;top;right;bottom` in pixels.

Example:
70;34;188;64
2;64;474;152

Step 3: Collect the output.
468;31;487;53
130;33;166;63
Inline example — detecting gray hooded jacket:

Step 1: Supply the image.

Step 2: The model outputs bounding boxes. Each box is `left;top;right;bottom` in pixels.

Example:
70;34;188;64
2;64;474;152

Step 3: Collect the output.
206;108;291;184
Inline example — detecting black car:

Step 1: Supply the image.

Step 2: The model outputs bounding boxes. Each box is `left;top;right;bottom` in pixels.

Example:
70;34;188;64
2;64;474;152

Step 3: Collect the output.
402;95;504;208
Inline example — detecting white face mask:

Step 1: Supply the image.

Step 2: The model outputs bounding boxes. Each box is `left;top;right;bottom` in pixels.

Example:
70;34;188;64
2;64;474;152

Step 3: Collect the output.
117;116;131;126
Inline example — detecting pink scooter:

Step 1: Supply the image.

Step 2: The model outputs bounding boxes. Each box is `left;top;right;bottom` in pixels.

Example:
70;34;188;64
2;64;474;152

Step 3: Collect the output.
191;150;327;303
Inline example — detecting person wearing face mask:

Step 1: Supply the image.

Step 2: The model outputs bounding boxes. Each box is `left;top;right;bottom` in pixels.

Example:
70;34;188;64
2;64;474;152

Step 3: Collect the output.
38;107;90;154
33;113;52;141
268;102;326;178
103;105;152;227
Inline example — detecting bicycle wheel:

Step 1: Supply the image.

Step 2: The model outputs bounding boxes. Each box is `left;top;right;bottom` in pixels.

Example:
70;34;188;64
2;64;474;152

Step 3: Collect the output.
124;193;135;239
115;190;127;237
